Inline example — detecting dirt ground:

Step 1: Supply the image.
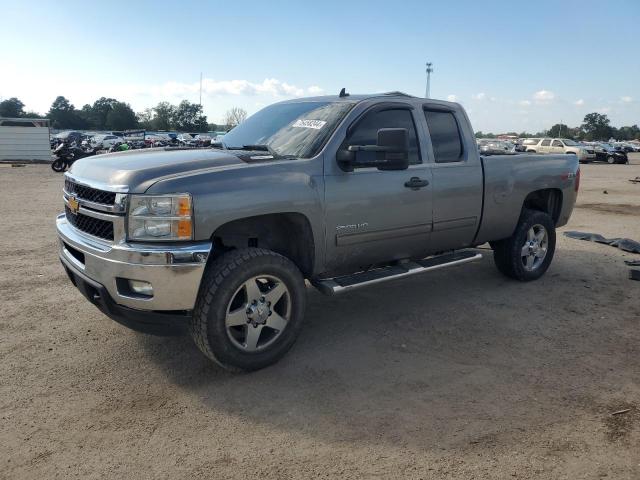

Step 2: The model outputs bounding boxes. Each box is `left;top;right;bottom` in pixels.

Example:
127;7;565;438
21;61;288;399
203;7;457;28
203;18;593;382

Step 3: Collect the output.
1;157;639;479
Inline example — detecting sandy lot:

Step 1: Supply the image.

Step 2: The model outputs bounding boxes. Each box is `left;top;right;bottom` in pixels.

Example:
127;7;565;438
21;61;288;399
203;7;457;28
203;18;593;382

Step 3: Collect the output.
1;157;639;479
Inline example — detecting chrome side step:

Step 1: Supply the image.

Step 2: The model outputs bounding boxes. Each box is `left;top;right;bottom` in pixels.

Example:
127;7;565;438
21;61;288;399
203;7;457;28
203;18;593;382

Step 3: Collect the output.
312;250;482;295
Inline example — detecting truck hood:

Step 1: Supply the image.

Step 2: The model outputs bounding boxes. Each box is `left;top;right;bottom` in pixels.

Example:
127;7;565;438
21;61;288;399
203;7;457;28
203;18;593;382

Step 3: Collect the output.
67;147;246;193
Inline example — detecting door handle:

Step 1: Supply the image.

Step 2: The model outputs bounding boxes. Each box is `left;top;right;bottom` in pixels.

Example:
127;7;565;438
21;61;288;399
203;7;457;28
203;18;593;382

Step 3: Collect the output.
404;177;429;189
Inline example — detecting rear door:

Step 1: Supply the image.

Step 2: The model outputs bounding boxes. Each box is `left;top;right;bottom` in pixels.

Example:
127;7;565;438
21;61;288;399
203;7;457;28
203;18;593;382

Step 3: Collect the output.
539;138;552;153
323;103;433;273
419;105;483;251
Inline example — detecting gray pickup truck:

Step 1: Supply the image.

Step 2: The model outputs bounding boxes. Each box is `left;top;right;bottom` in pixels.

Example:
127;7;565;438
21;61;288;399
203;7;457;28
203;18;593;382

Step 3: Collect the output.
57;91;580;371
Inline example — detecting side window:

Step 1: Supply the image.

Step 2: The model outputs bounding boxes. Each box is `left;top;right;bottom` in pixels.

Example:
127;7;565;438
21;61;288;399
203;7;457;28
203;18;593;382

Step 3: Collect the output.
345;108;420;164
541;139;551;146
423;109;463;163
552;140;563;147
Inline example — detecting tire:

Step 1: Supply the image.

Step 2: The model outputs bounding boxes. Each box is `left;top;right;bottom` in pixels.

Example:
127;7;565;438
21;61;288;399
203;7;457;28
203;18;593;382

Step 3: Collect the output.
491;209;556;281
190;248;306;371
51;159;66;172
607;156;615;164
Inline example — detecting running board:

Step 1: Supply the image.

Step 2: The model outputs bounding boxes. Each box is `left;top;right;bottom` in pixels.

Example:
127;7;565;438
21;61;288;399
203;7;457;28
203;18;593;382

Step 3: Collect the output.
312;250;482;295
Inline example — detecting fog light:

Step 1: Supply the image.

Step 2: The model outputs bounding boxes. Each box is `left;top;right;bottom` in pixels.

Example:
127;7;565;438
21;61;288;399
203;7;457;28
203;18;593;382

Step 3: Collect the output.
128;279;153;297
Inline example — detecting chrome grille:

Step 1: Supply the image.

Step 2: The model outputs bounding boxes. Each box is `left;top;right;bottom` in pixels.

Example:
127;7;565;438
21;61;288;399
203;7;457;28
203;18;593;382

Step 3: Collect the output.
65;206;114;241
64;178;116;205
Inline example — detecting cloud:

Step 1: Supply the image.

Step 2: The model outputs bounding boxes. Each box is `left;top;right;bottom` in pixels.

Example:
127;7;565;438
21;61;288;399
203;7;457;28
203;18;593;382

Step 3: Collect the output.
533;90;555;103
472;92;486;100
597;106;611;114
447;94;457;102
519;100;531;106
307;85;324;95
574;99;584;106
621;96;633;103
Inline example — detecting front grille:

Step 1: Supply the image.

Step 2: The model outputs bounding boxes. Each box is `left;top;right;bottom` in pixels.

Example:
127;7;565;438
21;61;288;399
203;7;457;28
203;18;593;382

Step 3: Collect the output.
65;206;114;241
65;178;116;205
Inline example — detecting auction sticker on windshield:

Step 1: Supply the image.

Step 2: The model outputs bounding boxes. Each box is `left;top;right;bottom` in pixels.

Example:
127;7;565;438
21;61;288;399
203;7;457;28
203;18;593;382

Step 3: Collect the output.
292;119;327;129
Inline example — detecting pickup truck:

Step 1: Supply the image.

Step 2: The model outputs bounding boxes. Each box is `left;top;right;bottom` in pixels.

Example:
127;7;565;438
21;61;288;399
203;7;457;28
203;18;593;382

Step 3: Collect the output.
57;91;580;371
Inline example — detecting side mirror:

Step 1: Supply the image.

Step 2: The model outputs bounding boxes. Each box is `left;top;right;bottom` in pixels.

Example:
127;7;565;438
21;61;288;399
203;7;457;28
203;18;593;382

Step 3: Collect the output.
337;128;409;171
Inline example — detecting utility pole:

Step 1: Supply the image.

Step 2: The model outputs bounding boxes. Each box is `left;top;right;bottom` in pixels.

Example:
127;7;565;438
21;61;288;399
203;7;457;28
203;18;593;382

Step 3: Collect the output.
425;62;433;98
558;120;562;138
199;72;203;107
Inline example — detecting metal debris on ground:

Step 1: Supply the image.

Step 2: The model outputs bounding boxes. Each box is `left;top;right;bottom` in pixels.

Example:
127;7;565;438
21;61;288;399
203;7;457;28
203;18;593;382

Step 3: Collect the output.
629;177;640;184
624;259;640;266
630;270;640;281
564;231;640;254
611;409;631;416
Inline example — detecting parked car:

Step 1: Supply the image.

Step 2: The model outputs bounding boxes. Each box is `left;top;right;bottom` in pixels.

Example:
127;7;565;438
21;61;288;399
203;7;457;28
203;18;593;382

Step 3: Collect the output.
194;134;212;146
177;133;197;146
57;92;579;371
91;134;124;150
595;143;628;164
525;138;595;163
521;138;540;151
478;139;517;155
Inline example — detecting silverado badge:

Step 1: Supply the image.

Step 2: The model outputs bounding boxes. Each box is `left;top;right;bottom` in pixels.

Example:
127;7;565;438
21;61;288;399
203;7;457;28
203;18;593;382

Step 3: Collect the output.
68;195;79;214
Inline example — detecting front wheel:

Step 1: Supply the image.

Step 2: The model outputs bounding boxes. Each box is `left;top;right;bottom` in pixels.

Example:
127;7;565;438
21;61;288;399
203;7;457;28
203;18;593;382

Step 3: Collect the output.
607;156;616;164
190;248;306;371
491;209;556;281
51;159;66;172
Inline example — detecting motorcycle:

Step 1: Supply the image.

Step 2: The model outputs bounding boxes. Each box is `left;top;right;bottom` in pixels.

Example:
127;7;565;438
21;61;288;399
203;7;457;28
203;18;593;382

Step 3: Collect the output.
50;141;97;172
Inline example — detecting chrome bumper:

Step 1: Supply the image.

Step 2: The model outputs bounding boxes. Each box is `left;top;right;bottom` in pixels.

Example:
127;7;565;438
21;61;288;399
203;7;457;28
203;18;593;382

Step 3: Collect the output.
57;214;211;311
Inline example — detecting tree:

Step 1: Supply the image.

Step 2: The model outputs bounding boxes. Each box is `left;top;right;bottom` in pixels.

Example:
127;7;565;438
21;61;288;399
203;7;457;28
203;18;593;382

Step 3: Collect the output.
136;108;154;129
581;112;613;141
105;102;137;130
224;107;247;127
47;96;87;129
0;97;26;117
90;97;119;129
174;100;208;132
152;102;176;131
548;124;570;138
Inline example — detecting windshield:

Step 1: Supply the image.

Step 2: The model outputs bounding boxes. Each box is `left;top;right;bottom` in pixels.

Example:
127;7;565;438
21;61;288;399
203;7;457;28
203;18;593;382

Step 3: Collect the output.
222;101;353;158
562;139;579;146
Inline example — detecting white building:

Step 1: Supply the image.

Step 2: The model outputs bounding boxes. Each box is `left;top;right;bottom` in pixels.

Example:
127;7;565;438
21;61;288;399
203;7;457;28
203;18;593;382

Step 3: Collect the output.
0;118;51;162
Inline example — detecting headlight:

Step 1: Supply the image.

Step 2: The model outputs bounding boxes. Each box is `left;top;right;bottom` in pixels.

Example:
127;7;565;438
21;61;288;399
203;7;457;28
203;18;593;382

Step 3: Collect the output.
127;194;193;241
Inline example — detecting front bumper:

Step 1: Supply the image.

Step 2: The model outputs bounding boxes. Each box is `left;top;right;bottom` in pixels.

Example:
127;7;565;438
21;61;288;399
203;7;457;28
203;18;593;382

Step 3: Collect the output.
56;213;211;313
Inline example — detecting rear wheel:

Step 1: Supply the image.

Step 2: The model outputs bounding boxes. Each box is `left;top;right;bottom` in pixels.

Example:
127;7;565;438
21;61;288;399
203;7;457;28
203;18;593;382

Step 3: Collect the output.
492;209;556;281
190;248;306;371
607;156;616;164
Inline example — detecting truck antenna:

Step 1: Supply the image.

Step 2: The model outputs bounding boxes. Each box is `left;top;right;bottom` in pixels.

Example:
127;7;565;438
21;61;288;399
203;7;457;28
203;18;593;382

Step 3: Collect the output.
339;88;349;98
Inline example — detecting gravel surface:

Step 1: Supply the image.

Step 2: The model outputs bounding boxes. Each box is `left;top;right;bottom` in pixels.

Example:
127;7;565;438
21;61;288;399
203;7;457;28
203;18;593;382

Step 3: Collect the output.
2;157;639;479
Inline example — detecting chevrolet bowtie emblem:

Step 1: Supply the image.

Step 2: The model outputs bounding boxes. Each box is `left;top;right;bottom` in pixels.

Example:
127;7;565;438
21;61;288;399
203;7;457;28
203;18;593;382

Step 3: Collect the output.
68;195;79;214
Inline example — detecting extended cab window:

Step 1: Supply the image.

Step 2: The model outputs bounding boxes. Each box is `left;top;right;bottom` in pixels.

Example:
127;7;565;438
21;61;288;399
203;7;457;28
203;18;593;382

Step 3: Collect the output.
541;139;551;146
345;108;421;164
423;109;463;163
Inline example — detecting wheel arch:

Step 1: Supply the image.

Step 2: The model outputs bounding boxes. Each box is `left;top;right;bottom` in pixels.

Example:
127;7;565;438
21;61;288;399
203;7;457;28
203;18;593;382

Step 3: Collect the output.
210;213;316;277
522;188;563;225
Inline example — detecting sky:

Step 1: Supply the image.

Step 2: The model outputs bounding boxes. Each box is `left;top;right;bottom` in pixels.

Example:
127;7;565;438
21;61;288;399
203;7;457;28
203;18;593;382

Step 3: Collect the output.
1;0;638;132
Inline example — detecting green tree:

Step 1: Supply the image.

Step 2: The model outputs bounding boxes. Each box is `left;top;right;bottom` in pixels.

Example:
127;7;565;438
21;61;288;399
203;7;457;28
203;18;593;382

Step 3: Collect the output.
136;108;154;130
174;100;208;132
152;101;176;130
548;123;570;138
581;112;613;141
105;102;137;130
47;96;87;129
90;97;119;129
0;97;26;117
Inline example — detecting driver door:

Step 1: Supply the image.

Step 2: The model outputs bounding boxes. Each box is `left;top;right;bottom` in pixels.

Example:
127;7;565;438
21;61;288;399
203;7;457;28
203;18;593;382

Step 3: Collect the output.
323;105;433;274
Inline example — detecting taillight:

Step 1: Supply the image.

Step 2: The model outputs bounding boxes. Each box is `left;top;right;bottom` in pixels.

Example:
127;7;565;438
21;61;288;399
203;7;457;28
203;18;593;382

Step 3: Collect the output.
575;168;580;192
